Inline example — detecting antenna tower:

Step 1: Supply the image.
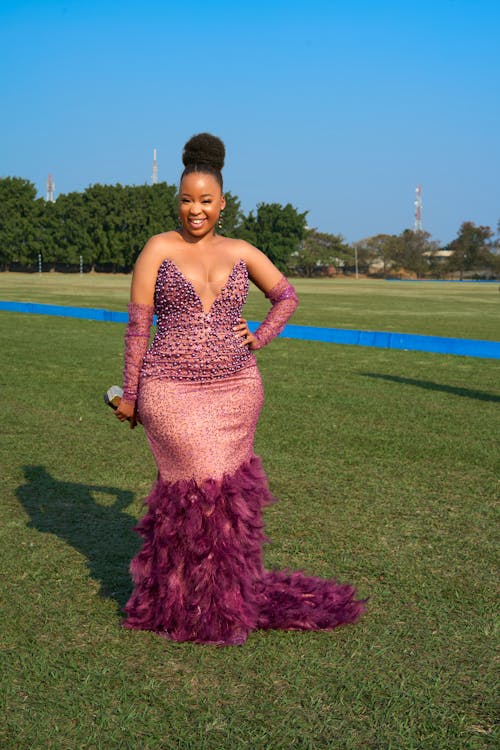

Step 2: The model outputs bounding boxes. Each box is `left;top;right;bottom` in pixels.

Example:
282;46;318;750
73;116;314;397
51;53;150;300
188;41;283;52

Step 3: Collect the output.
414;184;422;232
152;149;158;184
46;173;55;202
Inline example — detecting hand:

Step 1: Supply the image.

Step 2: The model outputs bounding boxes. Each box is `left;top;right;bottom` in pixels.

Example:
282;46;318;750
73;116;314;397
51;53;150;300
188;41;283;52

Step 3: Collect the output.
115;399;140;429
233;317;259;350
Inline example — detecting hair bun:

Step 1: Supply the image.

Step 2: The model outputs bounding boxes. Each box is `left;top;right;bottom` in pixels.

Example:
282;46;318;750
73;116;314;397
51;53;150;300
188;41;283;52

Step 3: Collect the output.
182;133;225;171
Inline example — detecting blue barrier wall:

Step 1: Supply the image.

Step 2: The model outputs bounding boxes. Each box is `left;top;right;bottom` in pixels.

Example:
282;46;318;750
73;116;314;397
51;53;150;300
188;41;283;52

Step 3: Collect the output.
385;278;499;283
0;300;129;323
1;299;499;359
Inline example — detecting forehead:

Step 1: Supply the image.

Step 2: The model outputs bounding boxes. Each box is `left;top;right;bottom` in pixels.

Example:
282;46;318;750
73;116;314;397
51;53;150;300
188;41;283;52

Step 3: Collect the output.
180;172;221;195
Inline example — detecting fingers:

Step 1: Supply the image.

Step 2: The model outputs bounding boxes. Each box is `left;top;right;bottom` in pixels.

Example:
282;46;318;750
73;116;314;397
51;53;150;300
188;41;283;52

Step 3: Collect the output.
114;400;139;427
235;328;251;345
233;318;250;337
232;318;257;348
114;407;131;423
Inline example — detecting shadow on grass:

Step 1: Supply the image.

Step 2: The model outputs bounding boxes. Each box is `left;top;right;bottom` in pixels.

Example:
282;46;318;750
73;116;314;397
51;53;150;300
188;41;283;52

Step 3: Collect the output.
16;465;141;610
361;373;500;403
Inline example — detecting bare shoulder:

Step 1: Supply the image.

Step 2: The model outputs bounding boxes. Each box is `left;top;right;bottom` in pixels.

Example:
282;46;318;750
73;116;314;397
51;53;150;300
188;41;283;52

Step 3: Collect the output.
227;240;283;292
131;233;182;304
141;231;178;257
222;238;266;264
205;236;253;263
135;232;180;268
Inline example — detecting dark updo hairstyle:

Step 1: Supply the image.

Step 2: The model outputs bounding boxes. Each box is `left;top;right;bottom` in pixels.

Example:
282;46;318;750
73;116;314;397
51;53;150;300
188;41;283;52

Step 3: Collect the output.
181;133;225;191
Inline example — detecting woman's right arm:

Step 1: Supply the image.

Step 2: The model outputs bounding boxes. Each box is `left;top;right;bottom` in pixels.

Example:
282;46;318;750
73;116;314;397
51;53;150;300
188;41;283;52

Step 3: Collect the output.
115;236;167;426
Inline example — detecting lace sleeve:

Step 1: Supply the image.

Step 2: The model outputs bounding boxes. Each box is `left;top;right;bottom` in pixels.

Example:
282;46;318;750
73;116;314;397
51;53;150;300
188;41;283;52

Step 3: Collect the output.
122;302;155;404
252;276;298;350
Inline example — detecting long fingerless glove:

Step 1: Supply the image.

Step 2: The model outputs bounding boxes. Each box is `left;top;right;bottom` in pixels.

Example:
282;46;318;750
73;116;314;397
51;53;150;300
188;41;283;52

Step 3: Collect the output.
252;276;298;349
122;302;155;405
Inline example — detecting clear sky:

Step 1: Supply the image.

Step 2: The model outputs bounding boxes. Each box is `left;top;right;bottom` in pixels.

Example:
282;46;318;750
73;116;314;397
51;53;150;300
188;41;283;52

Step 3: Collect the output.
1;0;499;245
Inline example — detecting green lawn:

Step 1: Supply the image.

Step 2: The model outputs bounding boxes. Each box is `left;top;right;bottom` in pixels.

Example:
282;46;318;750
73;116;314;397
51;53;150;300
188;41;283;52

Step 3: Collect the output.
0;277;498;749
1;271;499;340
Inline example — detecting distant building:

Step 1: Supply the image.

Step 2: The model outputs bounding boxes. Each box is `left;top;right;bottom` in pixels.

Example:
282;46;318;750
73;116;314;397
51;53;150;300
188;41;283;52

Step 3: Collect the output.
423;249;454;264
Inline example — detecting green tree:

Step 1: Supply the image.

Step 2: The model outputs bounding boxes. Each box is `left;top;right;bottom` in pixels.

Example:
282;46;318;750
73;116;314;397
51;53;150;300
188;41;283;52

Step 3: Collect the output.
31;199;61;269
291;229;351;277
0;177;40;270
84;184;132;271
491;219;500;277
51;182;178;272
50;190;93;269
238;202;307;271
396;229;439;278
445;221;494;279
216;191;243;238
354;233;402;276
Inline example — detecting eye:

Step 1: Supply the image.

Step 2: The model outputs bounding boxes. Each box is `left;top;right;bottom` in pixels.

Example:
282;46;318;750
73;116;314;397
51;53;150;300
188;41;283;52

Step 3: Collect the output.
202;199;212;204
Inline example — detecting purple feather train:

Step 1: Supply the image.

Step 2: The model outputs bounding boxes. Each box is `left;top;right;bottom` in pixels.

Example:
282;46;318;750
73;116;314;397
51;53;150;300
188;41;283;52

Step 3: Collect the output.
123;456;365;646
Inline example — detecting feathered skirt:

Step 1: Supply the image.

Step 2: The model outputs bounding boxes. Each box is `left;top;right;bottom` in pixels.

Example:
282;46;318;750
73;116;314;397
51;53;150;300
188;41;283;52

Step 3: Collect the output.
123;362;365;645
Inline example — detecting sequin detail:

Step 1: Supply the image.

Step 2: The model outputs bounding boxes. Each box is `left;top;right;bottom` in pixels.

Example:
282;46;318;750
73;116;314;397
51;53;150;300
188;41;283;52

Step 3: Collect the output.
140;258;255;383
138;364;264;483
252;276;299;350
122;302;154;403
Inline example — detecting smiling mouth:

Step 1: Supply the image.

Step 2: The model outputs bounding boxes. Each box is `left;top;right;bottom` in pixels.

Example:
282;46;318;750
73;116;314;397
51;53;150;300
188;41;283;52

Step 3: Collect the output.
188;218;205;227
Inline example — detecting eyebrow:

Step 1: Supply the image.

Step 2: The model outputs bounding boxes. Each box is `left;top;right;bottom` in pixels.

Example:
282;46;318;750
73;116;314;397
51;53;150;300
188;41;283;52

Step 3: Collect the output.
180;192;215;198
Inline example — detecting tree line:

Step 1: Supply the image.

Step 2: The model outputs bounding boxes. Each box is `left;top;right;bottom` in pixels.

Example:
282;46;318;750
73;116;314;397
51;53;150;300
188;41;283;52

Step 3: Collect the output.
0;176;498;278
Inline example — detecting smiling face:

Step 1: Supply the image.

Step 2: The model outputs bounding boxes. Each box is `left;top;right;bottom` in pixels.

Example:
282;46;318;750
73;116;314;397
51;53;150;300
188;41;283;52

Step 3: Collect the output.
178;172;226;239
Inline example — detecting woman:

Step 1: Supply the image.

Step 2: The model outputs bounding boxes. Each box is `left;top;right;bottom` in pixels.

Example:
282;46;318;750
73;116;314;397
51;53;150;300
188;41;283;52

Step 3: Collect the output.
115;133;364;645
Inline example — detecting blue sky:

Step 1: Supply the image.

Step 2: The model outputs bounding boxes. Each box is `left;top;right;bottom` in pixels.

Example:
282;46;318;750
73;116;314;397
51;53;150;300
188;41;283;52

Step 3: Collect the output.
1;0;499;244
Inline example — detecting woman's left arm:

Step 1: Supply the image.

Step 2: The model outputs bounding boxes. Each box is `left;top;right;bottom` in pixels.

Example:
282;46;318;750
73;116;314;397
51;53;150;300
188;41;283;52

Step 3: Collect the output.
234;244;299;350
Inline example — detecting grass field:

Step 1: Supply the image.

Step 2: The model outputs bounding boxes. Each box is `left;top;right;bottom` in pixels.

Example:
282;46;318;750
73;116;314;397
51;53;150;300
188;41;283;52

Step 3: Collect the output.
1;271;499;341
1;275;499;749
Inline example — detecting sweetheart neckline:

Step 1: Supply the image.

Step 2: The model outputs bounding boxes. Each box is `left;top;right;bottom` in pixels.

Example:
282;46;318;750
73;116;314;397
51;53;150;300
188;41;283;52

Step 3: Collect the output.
158;258;246;316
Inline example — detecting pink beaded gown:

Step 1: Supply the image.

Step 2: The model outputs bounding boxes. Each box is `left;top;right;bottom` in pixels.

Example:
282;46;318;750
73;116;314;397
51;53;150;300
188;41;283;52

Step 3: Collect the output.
122;258;365;645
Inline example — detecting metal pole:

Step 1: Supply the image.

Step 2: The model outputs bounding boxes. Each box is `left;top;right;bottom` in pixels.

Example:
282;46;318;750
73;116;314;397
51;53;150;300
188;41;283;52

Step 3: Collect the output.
80;255;83;275
355;246;359;279
38;254;42;274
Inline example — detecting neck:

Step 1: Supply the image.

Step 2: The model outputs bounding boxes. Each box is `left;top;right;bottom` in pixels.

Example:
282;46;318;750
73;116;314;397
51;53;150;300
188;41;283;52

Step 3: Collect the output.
179;228;217;245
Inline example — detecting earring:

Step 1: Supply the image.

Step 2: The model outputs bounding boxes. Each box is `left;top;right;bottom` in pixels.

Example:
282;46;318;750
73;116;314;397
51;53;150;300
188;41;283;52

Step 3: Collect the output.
177;216;182;230
218;211;224;231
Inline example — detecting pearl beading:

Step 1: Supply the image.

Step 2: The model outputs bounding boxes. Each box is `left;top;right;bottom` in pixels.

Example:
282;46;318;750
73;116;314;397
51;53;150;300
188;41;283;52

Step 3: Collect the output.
140;258;255;383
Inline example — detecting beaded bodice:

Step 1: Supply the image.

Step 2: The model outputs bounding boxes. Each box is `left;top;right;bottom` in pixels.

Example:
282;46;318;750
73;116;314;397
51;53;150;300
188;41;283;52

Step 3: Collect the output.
140;258;255;382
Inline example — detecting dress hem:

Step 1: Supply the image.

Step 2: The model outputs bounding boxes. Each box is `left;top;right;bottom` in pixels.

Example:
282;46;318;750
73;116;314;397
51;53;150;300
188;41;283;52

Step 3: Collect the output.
122;455;365;646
